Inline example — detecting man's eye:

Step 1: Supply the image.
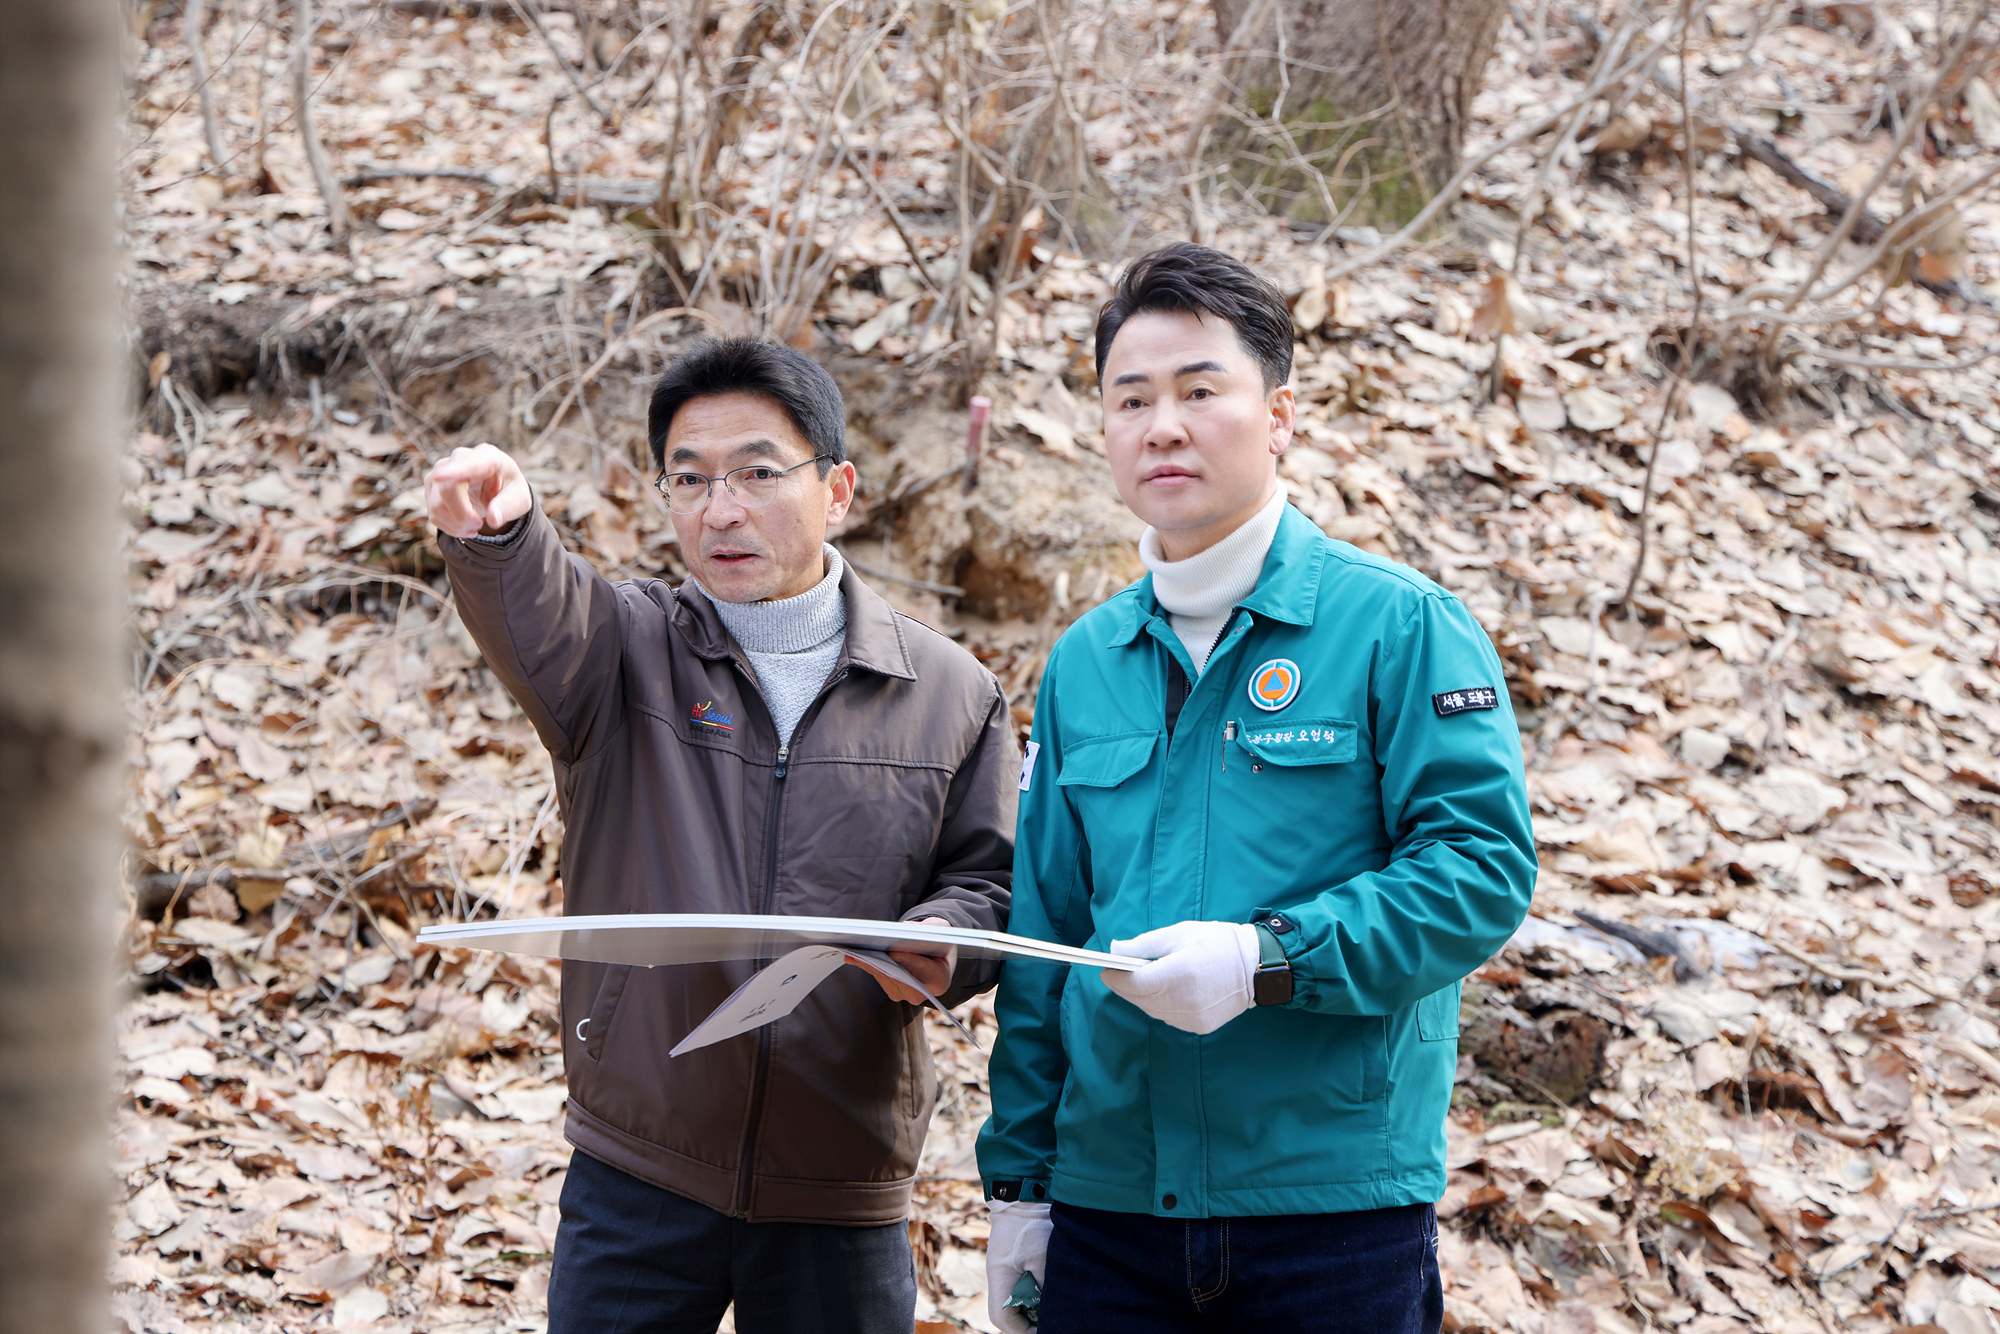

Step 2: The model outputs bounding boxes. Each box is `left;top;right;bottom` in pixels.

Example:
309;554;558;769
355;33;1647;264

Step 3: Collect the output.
1190;387;1211;399
1122;397;1143;410
743;467;779;482
668;475;706;490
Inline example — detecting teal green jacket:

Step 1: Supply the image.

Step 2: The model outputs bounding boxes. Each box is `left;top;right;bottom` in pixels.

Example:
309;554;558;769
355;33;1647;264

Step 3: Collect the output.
976;503;1534;1218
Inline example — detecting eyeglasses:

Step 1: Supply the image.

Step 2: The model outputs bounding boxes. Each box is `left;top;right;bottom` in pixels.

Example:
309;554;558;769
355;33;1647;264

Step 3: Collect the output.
653;455;833;515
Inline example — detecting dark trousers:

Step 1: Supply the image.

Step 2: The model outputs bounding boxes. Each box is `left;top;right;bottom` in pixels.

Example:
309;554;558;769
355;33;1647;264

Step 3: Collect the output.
546;1151;917;1334
1039;1199;1442;1334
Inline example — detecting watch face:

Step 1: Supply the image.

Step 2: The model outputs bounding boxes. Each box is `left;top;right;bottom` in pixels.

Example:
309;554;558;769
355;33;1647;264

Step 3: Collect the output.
1254;965;1294;1007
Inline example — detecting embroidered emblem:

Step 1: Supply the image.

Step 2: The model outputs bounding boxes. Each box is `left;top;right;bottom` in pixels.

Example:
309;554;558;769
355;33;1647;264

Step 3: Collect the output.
690;700;736;732
1432;687;1498;716
1019;740;1041;792
1247;659;1302;712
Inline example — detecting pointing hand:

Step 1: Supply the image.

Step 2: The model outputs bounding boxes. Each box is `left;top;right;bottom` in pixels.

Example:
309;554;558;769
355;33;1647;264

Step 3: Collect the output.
424;443;533;540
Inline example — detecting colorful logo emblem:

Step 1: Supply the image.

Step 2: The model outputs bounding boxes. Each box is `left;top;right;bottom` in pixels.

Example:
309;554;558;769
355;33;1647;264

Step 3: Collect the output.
1247;659;1301;712
690;701;735;732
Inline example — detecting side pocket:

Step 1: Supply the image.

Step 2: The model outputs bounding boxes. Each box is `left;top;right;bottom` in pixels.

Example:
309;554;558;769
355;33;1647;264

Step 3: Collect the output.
1416;981;1461;1042
1363;1015;1390;1101
579;964;632;1063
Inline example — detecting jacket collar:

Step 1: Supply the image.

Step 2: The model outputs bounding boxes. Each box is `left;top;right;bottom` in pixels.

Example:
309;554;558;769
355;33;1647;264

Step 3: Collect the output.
1105;501;1326;648
672;560;918;681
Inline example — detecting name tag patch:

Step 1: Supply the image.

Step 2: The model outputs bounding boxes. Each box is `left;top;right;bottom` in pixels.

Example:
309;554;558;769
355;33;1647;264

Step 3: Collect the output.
1433;687;1499;716
1245;725;1345;748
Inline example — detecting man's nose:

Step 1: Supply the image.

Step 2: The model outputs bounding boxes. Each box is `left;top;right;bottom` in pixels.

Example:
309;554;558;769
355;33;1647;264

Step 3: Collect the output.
703;480;750;526
1143;401;1186;448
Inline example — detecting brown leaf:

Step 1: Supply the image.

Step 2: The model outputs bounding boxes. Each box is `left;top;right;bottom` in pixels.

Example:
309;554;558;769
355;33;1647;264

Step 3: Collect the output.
1469;272;1517;340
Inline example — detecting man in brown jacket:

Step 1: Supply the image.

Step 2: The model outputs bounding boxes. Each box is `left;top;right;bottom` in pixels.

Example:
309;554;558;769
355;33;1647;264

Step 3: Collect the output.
423;340;1016;1334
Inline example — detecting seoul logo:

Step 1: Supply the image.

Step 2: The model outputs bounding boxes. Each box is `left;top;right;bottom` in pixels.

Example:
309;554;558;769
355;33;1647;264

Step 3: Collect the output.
1248;659;1301;712
690;701;736;732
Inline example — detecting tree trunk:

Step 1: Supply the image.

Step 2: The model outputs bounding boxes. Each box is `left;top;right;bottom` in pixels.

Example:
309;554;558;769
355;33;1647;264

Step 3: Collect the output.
0;3;123;1333
1208;0;1507;228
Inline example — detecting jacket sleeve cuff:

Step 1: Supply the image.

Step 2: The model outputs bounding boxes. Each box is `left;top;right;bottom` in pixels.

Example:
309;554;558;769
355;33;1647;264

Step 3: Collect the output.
466;513;530;546
901;902;1001;1008
437;492;539;564
984;1177;1053;1203
902;901;978;930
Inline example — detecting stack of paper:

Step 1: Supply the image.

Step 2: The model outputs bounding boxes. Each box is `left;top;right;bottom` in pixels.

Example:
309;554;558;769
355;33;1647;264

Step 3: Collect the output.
416;914;1137;1054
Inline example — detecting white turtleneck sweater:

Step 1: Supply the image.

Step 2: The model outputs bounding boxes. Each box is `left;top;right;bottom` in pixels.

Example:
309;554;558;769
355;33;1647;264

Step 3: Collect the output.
1139;488;1286;674
691;545;848;744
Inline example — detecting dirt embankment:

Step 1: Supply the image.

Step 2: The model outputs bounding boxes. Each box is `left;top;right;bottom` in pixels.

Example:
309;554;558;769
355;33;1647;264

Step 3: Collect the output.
134;277;1140;646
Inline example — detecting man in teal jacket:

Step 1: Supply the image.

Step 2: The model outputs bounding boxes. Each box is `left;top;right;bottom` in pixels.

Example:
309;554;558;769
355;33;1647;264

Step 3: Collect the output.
976;244;1535;1333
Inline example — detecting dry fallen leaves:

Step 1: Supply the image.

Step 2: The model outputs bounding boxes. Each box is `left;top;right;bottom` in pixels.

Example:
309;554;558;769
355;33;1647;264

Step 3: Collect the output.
114;0;2000;1331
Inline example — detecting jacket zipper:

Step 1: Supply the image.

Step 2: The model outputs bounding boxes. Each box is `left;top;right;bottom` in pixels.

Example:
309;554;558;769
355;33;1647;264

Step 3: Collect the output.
732;663;850;1218
1200;614;1241;772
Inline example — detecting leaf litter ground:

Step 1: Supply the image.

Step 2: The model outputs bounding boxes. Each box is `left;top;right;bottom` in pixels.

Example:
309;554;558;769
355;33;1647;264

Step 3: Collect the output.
118;0;2000;1331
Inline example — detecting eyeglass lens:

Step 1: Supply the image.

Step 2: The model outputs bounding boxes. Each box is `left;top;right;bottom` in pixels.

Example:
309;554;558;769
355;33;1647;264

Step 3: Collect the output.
658;459;823;514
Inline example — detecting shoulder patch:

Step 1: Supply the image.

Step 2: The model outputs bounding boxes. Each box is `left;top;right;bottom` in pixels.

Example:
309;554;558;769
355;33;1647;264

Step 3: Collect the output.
1433;687;1499;716
1019;740;1041;791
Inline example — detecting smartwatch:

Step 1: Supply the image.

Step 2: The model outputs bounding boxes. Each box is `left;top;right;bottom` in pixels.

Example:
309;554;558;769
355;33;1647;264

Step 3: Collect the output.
1250;914;1295;1006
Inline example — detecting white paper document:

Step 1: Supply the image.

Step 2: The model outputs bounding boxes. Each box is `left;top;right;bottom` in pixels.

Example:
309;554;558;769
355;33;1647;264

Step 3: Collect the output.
667;946;975;1057
416;913;1134;1053
416;913;1141;972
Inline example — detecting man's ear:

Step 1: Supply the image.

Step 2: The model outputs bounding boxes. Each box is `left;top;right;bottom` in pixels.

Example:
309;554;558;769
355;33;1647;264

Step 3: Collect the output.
825;460;858;525
1267;385;1297;456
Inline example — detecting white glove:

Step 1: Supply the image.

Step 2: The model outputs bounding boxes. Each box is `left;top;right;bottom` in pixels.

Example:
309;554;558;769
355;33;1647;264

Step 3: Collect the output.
986;1199;1053;1334
1102;920;1259;1035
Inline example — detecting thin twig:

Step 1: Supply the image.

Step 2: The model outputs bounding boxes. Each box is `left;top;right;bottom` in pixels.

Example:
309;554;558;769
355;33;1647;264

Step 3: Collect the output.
525;307;724;456
1800;342;2000;374
1181;0;1281;230
340;164;506;189
839;144;940;293
1758;0;1993;363
1613;0;1704;613
837;552;965;598
186;0;229;170
294;0;352;238
1488;12;1641;401
507;0;614;125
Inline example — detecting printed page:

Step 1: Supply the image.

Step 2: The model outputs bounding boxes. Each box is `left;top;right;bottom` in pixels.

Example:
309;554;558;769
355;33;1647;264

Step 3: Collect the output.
669;947;975;1056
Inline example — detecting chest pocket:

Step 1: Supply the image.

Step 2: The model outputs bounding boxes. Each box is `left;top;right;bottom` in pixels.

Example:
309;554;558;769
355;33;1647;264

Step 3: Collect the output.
1235;718;1358;766
1056;731;1158;788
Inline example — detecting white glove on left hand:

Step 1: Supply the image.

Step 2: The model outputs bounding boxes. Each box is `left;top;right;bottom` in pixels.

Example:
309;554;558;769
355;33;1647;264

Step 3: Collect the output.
986;1199;1053;1334
1101;920;1259;1034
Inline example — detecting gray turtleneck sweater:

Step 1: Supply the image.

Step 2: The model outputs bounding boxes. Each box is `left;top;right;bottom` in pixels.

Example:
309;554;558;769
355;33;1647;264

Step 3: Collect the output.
1138;488;1286;674
692;546;848;744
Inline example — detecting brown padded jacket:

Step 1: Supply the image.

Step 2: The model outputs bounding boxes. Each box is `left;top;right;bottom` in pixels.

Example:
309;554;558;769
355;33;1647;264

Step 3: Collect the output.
440;509;1015;1224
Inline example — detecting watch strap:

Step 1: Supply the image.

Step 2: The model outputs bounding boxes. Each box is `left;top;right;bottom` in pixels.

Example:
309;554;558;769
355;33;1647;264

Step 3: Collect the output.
1251;920;1294;1006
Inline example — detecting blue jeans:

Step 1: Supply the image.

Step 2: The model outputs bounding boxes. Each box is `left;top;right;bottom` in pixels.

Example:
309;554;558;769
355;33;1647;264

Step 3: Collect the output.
1039;1200;1441;1334
546;1151;917;1334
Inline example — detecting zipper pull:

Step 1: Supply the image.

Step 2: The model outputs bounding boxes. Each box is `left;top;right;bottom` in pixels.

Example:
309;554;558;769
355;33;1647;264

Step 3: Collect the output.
775;743;790;780
1222;720;1237;771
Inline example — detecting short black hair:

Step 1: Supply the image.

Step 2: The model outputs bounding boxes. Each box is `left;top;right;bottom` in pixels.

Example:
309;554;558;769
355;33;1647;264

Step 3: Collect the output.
1093;243;1293;393
647;339;846;474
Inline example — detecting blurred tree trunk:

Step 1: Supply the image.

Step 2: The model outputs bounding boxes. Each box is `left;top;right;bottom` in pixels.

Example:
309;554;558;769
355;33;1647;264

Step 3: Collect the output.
0;3;123;1334
1208;0;1507;228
